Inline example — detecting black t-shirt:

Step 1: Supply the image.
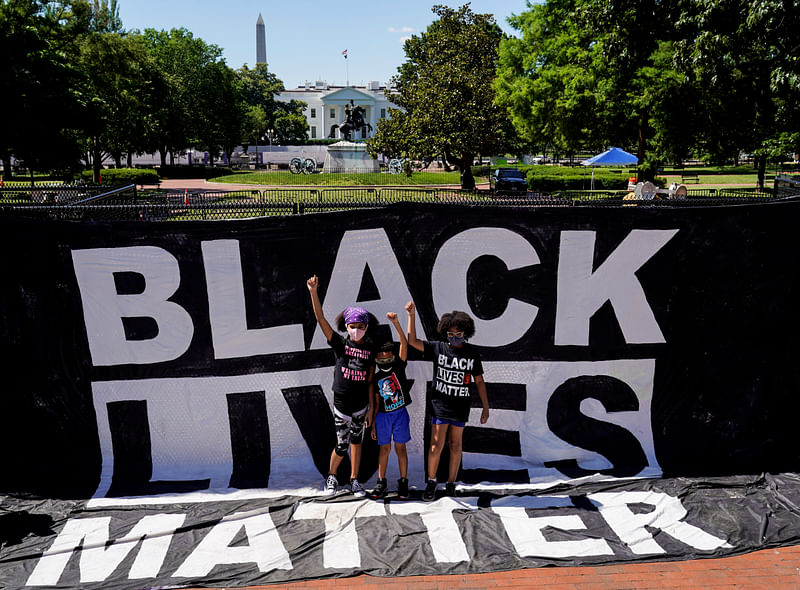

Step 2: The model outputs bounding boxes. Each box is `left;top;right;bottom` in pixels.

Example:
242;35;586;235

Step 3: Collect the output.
328;331;375;415
375;358;412;413
423;340;484;422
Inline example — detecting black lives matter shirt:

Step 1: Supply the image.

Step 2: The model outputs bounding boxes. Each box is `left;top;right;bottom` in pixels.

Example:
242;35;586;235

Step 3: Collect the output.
328;331;375;416
422;340;483;423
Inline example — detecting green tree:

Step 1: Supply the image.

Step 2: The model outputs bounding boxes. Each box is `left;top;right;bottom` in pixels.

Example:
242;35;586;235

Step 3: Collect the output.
193;60;244;163
73;29;156;180
0;0;85;180
367;4;511;189
140;28;225;166
494;0;600;158
236;64;307;144
673;0;800;185
495;0;689;177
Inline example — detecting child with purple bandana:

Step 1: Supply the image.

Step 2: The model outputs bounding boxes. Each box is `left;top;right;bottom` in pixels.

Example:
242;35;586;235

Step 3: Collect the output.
307;275;377;495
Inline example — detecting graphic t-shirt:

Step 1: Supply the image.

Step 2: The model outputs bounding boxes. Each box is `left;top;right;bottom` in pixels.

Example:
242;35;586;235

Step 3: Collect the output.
422;340;483;423
375;358;412;413
328;331;375;415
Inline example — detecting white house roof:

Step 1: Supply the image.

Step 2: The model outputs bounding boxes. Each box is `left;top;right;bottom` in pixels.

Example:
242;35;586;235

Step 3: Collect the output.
321;87;377;103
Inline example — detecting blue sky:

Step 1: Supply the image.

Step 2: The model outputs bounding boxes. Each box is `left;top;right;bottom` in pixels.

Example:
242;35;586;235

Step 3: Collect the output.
117;0;535;89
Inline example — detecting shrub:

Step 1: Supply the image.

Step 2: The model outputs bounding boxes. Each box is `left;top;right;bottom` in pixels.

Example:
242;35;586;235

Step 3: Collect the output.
522;165;665;192
79;168;160;185
471;165;491;177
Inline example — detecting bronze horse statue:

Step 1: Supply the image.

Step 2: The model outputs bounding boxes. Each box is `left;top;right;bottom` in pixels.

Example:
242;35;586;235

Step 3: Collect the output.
329;100;373;141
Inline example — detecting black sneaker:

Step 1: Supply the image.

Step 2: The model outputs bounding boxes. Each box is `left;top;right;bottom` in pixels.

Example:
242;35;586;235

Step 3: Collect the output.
423;479;437;502
397;477;409;498
372;478;387;498
445;482;456;497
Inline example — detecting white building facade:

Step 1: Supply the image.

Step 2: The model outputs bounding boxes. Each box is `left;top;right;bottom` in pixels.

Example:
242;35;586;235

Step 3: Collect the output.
276;82;397;141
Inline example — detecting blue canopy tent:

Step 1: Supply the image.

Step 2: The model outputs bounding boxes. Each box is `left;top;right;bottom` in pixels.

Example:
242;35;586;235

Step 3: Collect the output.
582;147;638;190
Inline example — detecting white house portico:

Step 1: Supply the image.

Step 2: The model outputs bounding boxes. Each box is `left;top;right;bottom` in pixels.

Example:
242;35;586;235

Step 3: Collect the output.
276;82;396;141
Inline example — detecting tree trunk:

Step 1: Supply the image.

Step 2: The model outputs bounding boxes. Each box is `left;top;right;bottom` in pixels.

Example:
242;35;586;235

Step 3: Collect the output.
159;148;167;168
636;110;651;181
460;154;475;190
756;154;767;189
2;154;12;181
127;152;133;168
91;137;102;183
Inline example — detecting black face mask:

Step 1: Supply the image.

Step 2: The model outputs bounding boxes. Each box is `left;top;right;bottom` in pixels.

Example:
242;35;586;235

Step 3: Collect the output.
448;335;465;347
376;357;394;370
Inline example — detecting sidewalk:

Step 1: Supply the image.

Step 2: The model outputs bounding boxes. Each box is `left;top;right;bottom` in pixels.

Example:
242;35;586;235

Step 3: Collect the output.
188;544;800;589
152;178;758;193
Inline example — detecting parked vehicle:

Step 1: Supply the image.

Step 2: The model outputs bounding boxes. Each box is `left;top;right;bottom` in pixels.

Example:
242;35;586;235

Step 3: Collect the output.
490;167;528;195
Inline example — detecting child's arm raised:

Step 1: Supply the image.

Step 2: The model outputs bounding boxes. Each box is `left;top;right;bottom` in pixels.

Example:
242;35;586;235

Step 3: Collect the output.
386;312;408;361
405;301;423;351
307;275;333;342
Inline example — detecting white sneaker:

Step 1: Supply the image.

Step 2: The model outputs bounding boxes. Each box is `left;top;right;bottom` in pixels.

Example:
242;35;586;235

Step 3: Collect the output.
324;474;338;494
349;478;366;496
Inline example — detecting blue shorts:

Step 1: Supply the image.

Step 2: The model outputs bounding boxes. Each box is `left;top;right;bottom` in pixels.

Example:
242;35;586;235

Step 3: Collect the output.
375;407;411;446
431;416;465;428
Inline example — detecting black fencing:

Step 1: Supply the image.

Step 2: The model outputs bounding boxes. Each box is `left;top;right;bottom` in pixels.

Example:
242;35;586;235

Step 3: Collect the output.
0;185;797;221
0;182;118;204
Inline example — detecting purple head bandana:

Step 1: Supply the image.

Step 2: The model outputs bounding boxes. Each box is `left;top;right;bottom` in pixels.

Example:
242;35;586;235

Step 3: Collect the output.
343;306;369;326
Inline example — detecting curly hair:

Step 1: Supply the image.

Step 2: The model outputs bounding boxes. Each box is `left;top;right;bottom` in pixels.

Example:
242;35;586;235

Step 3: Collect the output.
437;310;476;339
334;310;379;332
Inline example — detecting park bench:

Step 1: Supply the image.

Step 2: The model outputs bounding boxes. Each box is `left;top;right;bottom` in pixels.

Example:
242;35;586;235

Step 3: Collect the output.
681;171;700;183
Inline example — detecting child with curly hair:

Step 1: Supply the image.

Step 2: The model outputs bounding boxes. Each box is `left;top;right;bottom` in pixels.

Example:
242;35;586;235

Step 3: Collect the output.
406;301;489;501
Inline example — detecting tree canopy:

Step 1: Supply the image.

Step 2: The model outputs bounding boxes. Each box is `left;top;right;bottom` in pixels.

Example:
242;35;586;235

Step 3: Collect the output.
367;4;514;189
494;0;800;182
0;0;304;179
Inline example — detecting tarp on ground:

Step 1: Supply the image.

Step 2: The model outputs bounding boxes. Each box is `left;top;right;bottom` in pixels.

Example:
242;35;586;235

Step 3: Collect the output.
2;200;800;587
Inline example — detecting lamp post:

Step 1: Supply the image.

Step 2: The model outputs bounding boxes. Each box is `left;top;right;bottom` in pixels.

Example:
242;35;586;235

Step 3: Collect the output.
264;129;273;170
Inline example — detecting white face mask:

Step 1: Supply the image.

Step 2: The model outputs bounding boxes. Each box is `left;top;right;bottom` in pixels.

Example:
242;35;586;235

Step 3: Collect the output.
347;326;366;341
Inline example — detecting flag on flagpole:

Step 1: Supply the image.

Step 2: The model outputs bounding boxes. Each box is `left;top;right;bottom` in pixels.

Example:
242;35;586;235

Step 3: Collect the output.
342;49;348;59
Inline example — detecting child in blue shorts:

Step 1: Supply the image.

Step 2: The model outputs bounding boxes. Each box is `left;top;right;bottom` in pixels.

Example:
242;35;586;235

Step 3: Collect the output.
370;310;412;498
406;301;489;501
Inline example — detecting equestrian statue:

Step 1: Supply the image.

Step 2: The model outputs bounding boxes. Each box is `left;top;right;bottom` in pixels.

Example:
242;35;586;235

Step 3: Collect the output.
329;100;373;141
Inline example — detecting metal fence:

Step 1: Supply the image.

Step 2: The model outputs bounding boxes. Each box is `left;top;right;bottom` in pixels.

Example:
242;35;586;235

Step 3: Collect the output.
1;184;797;222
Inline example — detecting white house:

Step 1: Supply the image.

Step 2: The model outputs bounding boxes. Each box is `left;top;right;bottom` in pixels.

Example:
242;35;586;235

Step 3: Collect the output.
276;81;397;140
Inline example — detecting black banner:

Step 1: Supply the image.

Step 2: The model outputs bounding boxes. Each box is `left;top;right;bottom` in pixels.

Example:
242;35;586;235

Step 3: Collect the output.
3;474;800;588
2;201;800;586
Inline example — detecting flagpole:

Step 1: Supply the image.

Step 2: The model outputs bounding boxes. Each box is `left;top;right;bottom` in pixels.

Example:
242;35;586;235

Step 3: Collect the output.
343;49;349;87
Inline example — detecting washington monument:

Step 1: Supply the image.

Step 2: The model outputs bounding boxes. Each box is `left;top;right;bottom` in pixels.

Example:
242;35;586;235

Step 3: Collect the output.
256;13;267;65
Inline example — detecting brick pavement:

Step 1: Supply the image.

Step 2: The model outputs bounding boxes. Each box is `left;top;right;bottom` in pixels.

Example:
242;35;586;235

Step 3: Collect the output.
185;544;800;589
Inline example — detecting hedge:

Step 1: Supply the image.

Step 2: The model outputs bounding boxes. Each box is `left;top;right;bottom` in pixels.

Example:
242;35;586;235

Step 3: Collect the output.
487;165;662;192
79;168;160;185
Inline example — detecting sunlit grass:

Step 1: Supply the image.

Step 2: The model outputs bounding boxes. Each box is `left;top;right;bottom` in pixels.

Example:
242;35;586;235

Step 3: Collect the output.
212;170;465;186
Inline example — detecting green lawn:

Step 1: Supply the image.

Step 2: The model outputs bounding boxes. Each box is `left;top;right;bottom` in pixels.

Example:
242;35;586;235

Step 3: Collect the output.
212;170;464;186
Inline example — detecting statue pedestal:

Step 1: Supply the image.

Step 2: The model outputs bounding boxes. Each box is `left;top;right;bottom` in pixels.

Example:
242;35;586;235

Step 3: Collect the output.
323;141;380;173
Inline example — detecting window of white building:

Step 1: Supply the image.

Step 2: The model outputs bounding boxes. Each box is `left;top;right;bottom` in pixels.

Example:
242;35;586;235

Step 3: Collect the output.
310;108;316;118
311;126;317;138
330;108;336;119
